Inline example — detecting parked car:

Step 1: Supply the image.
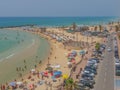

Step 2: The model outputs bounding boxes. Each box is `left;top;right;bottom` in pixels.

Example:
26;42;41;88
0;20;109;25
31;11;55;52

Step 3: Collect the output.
107;47;112;52
79;80;94;89
84;68;97;75
80;78;95;85
81;75;94;80
82;70;95;77
89;58;100;63
85;66;97;71
116;65;120;76
75;82;90;90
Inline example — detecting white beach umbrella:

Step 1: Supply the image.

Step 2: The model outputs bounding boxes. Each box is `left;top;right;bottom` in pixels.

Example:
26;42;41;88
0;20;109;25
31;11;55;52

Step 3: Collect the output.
16;82;23;85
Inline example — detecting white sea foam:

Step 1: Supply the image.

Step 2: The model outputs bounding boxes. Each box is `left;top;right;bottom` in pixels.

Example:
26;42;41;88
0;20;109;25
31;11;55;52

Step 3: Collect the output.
27;39;35;48
0;54;15;62
5;53;15;59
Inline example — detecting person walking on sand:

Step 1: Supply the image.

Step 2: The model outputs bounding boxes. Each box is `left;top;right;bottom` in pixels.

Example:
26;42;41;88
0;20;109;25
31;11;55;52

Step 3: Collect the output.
55;56;56;59
24;60;26;63
2;85;5;90
24;65;27;69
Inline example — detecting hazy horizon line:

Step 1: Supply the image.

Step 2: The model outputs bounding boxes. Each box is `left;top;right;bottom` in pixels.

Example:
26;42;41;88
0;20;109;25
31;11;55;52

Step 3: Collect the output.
0;16;119;18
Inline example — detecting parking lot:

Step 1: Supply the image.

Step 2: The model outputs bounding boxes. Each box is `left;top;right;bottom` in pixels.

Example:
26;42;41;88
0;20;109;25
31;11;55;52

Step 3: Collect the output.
75;43;106;90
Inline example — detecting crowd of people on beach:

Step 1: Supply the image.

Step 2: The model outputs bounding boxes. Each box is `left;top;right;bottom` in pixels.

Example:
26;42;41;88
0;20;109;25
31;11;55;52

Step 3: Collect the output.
0;25;106;90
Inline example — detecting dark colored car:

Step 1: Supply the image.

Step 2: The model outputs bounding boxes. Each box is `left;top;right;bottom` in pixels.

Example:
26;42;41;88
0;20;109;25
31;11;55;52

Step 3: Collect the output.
74;83;90;90
84;68;97;75
89;58;100;63
80;78;95;85
116;65;120;76
81;73;94;79
79;80;94;89
85;66;97;71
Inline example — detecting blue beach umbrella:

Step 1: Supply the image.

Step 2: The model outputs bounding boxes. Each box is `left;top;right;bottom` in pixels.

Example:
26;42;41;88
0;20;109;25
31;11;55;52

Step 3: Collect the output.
53;71;62;76
79;50;86;55
71;51;77;54
71;51;77;55
9;82;16;87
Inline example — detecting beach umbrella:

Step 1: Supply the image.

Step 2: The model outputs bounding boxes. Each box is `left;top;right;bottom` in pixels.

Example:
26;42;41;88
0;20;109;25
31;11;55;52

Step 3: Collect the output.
68;55;74;59
79;50;86;55
29;84;33;89
71;51;77;55
67;62;71;65
54;64;60;69
46;67;53;71
16;82;23;85
43;71;48;76
62;74;69;79
9;82;16;87
53;71;62;76
51;76;57;82
31;69;35;72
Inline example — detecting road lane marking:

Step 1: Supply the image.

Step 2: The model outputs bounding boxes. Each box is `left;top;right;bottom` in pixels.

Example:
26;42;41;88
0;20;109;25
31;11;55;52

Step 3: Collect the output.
104;77;106;82
105;72;106;76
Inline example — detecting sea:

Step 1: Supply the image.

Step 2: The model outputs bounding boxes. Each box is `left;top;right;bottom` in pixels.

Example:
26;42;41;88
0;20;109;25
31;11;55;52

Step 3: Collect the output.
0;29;50;83
0;17;119;27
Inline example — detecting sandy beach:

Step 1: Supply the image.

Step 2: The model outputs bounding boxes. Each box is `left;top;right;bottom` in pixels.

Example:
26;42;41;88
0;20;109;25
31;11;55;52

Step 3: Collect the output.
0;26;103;90
8;27;103;90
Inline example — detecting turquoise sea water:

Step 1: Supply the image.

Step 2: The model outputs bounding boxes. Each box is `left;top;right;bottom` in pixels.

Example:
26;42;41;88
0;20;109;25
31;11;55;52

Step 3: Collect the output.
0;30;30;53
0;29;50;83
0;29;32;60
0;17;119;27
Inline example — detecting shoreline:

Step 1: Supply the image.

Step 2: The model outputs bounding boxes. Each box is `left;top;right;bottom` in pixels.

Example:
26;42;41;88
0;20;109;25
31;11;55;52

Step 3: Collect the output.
0;29;50;83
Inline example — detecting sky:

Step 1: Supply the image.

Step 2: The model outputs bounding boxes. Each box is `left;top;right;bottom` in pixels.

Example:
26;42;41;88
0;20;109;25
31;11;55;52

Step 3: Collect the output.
0;0;120;17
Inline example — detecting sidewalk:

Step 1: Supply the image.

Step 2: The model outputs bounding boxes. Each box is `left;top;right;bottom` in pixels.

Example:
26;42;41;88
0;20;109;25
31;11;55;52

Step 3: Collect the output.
70;45;94;81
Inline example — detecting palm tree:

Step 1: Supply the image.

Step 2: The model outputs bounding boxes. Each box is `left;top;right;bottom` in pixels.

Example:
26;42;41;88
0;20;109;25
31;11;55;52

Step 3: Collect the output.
99;25;102;32
94;26;97;31
72;22;77;31
117;21;120;25
64;78;74;90
95;43;100;51
115;25;119;32
112;21;114;25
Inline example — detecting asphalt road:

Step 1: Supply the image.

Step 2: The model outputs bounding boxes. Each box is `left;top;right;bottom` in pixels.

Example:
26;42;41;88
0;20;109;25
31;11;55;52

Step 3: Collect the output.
94;35;115;90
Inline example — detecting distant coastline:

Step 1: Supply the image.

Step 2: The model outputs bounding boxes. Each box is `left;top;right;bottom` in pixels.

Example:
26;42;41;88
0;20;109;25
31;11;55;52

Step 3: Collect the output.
0;17;119;28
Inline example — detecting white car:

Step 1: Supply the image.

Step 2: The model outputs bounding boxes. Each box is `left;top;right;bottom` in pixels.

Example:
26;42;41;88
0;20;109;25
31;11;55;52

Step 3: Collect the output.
107;47;112;52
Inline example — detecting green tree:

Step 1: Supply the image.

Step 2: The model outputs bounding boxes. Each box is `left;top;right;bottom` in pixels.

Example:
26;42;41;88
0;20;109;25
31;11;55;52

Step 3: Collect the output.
95;43;100;51
64;78;74;90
